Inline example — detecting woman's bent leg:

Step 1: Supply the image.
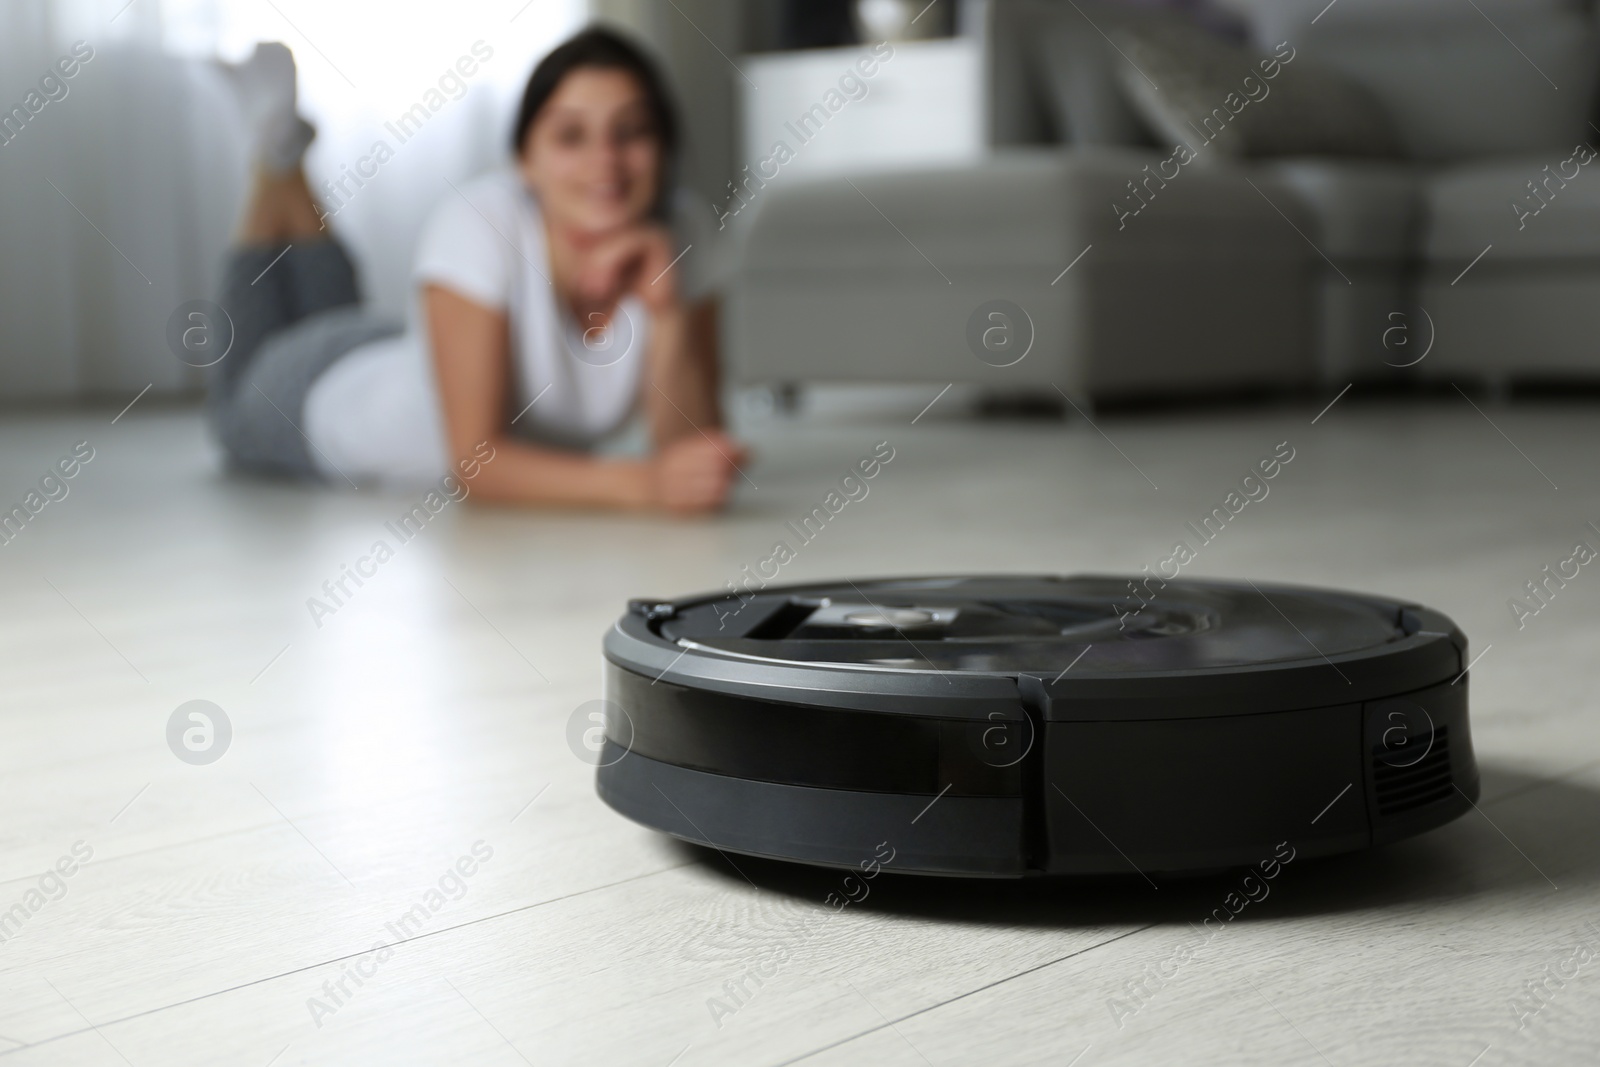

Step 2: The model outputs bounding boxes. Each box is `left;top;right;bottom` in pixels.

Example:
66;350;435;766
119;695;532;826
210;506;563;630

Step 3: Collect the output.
210;165;359;412
210;237;362;405
209;244;295;412
284;238;362;320
212;307;400;479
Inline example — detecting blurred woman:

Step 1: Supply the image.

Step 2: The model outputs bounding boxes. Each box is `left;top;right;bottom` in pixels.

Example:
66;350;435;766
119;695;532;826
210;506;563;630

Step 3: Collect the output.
209;29;744;513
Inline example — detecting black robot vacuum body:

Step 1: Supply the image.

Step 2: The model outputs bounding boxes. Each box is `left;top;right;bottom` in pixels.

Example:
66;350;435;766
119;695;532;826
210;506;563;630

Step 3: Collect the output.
597;576;1478;878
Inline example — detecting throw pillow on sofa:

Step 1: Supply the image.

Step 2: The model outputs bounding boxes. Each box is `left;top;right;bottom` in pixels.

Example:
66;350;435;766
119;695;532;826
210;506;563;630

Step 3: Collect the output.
1110;19;1401;160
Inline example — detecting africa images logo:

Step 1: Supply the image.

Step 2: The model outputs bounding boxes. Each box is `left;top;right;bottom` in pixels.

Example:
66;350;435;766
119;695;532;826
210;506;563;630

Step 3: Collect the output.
566;699;633;767
166;700;231;765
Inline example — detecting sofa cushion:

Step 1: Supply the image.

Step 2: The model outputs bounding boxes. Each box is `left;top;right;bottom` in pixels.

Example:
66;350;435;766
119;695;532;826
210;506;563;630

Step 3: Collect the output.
1112;21;1400;159
736;147;1312;277
1251;2;1600;161
1255;160;1423;261
1425;150;1600;263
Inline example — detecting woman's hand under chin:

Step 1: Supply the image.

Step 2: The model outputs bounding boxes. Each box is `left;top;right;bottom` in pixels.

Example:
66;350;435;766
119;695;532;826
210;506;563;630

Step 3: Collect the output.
574;223;681;318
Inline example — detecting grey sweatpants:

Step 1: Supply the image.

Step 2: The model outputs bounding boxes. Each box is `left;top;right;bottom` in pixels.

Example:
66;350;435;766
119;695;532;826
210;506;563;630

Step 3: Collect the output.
209;240;400;479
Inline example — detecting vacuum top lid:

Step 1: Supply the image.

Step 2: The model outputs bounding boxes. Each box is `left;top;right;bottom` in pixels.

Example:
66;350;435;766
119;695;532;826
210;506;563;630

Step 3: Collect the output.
644;575;1432;675
609;576;1466;714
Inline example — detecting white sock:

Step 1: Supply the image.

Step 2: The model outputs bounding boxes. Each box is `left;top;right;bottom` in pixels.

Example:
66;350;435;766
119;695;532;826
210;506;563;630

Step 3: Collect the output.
259;113;317;173
216;42;316;172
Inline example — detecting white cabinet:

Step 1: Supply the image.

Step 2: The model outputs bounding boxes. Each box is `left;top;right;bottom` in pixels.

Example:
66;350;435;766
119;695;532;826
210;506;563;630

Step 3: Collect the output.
736;37;985;184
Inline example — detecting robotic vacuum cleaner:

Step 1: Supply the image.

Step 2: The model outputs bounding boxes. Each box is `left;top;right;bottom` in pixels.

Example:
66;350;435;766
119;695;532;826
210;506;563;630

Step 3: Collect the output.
596;576;1479;878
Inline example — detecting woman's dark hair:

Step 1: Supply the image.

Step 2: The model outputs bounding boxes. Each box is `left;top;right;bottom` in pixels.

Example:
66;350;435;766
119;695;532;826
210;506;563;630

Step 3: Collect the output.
511;27;680;211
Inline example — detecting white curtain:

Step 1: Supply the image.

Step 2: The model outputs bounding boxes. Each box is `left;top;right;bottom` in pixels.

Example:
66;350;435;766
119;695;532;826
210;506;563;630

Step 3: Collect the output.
0;0;585;403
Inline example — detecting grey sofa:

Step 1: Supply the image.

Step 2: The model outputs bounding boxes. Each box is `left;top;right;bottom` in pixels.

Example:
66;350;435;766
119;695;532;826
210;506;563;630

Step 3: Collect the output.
727;0;1600;400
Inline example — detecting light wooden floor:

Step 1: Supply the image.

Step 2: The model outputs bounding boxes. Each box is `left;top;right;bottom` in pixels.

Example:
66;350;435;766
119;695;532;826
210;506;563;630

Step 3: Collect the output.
2;394;1599;1066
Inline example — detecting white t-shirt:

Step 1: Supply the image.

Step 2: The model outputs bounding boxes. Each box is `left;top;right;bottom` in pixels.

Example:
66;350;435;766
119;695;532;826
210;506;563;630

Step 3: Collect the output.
304;170;708;487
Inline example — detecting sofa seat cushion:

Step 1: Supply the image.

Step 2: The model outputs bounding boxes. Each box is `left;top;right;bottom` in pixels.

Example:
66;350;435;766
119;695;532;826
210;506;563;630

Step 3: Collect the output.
1424;151;1600;263
737;146;1312;279
1254;159;1423;262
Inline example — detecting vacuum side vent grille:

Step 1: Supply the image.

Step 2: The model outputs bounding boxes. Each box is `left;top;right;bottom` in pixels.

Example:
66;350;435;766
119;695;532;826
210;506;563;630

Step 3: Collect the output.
1373;725;1453;816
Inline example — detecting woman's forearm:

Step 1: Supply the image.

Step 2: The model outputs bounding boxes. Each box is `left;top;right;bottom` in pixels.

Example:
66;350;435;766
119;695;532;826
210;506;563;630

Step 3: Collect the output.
426;285;653;509
645;304;720;447
463;437;650;509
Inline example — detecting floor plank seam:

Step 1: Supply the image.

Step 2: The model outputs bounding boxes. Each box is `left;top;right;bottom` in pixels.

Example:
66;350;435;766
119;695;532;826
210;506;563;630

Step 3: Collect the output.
0;860;695;1058
0;819;305;896
0;774;598;891
769;924;1159;1067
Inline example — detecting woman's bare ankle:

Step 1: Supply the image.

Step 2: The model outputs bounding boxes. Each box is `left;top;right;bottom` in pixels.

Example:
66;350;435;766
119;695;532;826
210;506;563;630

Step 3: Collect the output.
236;165;329;243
